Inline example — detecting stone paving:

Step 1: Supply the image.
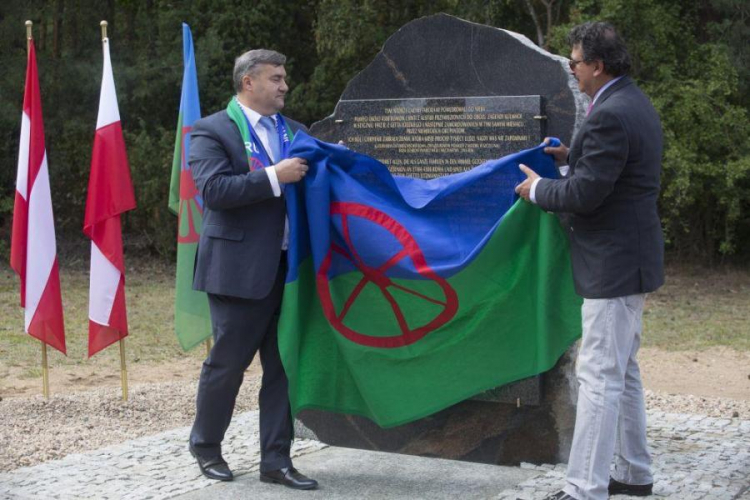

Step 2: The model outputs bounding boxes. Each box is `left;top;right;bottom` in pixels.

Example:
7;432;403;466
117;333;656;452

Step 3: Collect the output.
0;410;747;500
495;411;750;500
0;411;325;500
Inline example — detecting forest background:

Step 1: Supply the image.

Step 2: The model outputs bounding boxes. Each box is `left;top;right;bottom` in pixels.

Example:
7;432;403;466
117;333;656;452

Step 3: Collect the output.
0;0;748;265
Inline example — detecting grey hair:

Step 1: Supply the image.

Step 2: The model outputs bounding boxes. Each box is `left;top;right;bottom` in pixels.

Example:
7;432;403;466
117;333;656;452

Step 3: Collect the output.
233;49;287;92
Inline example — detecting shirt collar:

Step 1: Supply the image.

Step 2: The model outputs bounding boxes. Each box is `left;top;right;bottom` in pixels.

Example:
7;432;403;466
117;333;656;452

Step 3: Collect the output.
591;76;623;106
236;98;276;128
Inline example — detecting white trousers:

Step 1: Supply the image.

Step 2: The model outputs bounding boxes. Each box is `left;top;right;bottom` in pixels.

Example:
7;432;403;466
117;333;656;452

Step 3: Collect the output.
563;294;653;500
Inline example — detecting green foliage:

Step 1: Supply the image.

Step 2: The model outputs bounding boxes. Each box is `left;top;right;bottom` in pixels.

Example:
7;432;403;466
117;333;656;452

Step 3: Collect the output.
0;0;747;264
550;0;750;261
706;0;750;108
652;43;750;259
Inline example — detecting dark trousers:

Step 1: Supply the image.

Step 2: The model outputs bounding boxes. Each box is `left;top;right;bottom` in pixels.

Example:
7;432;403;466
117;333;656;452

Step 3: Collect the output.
189;258;292;472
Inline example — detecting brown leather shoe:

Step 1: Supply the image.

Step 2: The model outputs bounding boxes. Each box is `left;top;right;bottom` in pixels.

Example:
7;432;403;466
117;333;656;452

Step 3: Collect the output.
260;467;318;490
189;443;233;481
609;477;653;496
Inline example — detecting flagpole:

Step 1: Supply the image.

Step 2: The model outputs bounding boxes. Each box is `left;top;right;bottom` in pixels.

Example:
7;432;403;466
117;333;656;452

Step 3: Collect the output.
100;18;128;402
41;344;50;398
26;19;51;400
119;338;128;401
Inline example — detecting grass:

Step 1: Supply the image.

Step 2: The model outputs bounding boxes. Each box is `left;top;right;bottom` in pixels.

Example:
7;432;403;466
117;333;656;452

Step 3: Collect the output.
0;260;205;374
643;264;750;351
0;261;748;374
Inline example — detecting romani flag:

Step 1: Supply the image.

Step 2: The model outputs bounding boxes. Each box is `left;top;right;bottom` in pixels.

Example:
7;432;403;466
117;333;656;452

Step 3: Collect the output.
279;133;582;427
11;42;66;354
83;36;136;357
167;23;211;351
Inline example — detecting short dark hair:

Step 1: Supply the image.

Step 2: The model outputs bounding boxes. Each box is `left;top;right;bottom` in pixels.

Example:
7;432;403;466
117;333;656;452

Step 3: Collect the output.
568;22;631;77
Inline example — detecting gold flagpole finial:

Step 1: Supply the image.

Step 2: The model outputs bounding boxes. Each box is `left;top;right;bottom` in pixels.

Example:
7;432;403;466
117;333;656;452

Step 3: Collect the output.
25;20;33;41
100;20;108;41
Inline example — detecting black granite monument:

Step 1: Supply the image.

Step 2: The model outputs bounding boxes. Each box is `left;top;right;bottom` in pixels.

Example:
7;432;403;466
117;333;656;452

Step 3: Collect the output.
297;13;587;465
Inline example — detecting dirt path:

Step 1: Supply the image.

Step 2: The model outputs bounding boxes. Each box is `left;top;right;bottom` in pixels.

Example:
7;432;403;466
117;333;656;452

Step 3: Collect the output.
639;346;750;400
1;347;747;401
0;358;264;399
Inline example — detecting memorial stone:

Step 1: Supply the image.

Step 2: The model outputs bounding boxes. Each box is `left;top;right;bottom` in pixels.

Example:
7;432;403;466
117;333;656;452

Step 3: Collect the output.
297;13;587;465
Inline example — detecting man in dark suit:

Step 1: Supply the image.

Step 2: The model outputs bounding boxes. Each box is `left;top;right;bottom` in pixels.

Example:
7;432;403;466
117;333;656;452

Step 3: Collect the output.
187;49;317;490
516;22;663;500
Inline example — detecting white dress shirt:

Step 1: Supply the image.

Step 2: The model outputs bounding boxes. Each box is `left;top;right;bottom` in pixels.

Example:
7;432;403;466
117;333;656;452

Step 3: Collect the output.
237;100;289;250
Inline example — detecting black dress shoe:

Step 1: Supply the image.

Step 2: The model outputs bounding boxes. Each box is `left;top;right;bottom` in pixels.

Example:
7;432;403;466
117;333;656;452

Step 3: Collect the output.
609;477;653;496
542;491;577;500
189;443;233;481
260;467;318;490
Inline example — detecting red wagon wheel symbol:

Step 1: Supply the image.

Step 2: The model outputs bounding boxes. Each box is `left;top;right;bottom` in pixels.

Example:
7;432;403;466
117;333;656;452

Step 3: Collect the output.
177;125;203;244
249;156;265;171
316;202;458;348
177;174;203;243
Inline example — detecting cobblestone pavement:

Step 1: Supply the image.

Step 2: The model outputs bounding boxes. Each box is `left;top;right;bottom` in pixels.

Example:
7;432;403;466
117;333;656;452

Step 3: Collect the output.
495;411;750;500
0;410;747;500
0;411;325;500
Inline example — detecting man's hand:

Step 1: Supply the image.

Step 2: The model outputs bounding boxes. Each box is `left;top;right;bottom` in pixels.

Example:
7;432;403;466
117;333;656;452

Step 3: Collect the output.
515;164;540;201
275;157;309;183
543;137;569;165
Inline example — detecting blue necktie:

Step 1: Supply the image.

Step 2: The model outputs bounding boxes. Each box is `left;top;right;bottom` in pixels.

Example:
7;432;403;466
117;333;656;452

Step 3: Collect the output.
260;116;281;164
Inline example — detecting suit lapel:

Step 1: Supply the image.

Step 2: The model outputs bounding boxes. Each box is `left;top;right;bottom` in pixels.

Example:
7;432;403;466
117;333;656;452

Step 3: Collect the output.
568;76;634;174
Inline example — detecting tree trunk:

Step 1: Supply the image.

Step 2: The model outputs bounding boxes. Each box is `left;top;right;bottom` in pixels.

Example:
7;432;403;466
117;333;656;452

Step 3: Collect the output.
544;0;553;51
39;12;47;52
105;0;115;38
69;0;78;55
53;0;64;58
522;0;545;47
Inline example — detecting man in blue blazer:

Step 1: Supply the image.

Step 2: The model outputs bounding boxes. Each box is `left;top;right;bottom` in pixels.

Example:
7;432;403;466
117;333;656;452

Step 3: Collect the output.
516;23;663;500
187;49;317;490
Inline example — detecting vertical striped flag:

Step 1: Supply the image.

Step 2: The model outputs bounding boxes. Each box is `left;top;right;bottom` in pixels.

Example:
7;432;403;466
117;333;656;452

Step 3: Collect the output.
168;23;211;350
11;41;66;354
83;36;136;357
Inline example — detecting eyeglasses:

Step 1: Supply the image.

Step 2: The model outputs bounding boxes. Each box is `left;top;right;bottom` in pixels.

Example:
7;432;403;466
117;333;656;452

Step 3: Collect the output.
568;59;586;70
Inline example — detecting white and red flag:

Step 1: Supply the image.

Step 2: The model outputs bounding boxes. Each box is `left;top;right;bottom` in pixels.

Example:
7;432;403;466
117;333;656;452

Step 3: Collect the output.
84;37;136;357
11;42;66;354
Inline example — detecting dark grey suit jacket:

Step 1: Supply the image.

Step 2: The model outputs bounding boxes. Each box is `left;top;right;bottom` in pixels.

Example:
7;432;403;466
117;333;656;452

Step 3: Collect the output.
189;110;307;299
535;76;664;299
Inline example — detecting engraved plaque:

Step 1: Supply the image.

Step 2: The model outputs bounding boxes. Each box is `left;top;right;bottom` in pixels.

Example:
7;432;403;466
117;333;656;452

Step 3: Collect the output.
330;95;543;179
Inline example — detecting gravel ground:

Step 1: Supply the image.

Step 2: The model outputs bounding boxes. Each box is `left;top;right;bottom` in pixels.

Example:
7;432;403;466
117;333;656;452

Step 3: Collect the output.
0;378;747;473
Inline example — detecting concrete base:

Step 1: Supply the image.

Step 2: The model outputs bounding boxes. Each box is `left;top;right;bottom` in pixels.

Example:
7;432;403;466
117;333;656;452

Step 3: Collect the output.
174;446;543;499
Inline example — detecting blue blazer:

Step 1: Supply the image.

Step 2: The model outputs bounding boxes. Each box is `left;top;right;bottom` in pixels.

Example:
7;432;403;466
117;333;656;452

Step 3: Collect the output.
535;77;665;299
188;109;307;299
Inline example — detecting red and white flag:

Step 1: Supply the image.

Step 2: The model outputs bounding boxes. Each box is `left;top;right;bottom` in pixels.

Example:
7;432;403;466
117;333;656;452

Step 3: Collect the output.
84;37;136;357
11;42;66;354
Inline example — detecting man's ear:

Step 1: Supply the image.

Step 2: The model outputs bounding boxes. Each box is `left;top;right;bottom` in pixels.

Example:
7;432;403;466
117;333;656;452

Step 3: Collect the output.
593;61;604;77
243;74;253;92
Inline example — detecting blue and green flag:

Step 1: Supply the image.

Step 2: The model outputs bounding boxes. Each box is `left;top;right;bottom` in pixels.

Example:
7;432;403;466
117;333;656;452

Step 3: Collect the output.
167;23;211;351
279;133;582;428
